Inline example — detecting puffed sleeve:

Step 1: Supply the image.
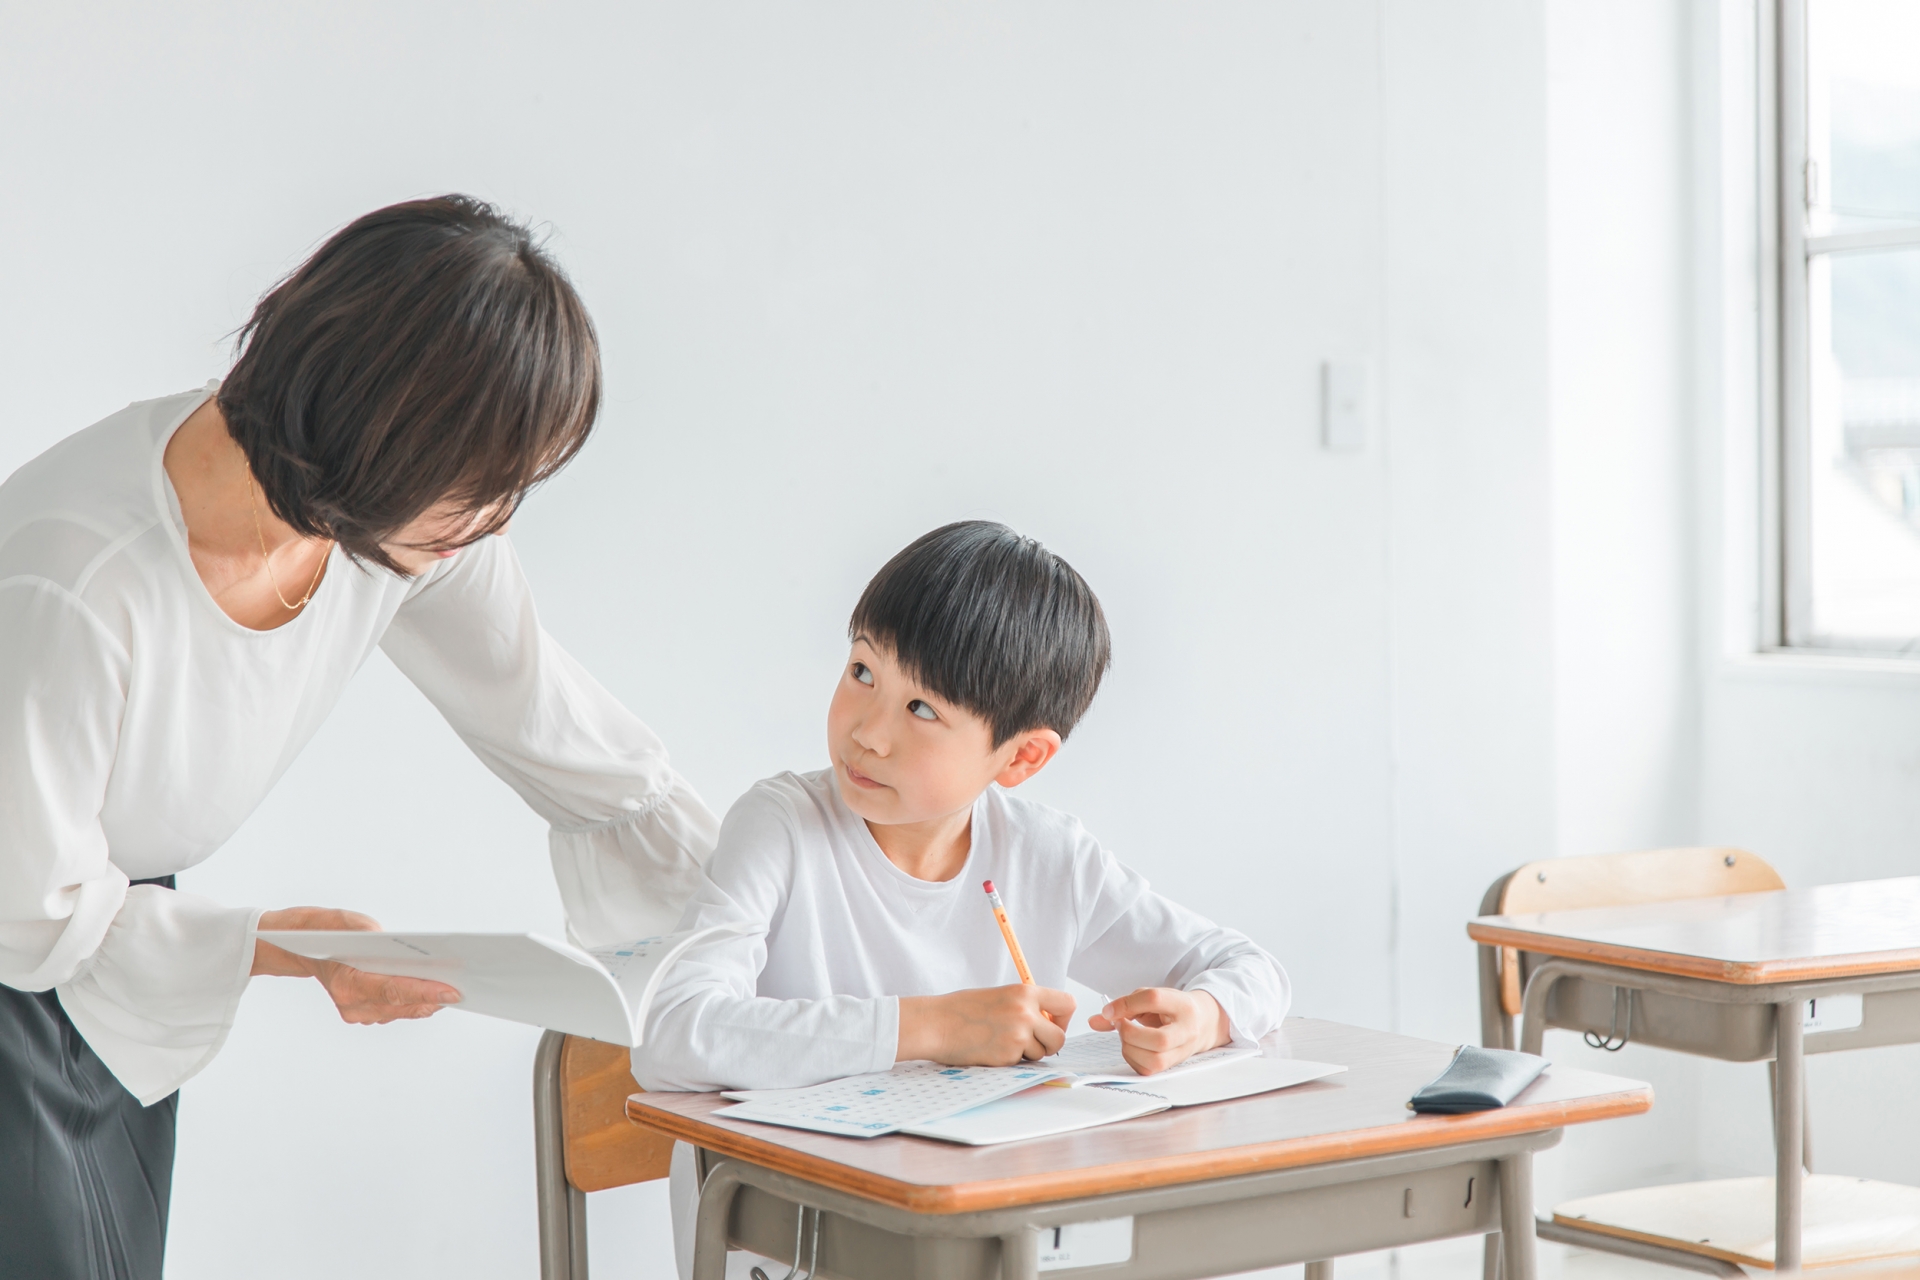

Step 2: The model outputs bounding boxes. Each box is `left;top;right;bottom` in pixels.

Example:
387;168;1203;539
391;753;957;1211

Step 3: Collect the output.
0;579;259;1105
379;536;719;945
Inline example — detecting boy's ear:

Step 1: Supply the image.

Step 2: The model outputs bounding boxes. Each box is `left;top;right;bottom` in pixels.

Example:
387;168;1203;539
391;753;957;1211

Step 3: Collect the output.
994;728;1063;789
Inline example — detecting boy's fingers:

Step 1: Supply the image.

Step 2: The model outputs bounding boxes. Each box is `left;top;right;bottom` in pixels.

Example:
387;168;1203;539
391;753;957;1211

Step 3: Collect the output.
1032;1018;1067;1058
1036;987;1076;1020
1110;988;1184;1022
1118;1020;1179;1052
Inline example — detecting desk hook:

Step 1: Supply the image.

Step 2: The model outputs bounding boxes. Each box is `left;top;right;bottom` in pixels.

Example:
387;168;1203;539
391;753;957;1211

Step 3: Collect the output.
1583;985;1634;1052
752;1205;821;1280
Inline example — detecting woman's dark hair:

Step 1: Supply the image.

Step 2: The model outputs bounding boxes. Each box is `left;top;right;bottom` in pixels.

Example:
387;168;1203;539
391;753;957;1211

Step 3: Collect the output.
218;195;600;573
850;521;1111;746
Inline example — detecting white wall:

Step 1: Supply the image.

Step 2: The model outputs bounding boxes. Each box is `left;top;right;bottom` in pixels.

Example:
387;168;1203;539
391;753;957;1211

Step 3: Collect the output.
1;5;1411;1277
9;3;1904;1278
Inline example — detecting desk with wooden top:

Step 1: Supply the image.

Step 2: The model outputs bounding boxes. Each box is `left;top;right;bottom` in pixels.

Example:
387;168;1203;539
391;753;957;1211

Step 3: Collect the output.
626;1019;1650;1280
1469;876;1920;1274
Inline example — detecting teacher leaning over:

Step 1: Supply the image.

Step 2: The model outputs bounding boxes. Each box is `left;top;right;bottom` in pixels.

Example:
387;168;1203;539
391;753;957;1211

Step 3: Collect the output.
0;196;717;1278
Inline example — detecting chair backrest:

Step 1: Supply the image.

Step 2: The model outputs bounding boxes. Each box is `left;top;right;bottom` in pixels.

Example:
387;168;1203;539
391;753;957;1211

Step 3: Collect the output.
560;1036;674;1192
1491;846;1783;1015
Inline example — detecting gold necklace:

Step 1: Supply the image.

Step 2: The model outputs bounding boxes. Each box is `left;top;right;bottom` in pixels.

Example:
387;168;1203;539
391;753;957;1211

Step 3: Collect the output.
245;470;331;611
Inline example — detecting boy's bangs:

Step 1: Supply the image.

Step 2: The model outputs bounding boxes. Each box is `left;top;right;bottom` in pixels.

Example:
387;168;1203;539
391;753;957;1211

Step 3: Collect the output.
849;521;1111;746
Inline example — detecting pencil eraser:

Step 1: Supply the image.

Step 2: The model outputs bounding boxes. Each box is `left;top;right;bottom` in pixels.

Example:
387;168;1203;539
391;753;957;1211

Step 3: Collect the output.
982;880;995;894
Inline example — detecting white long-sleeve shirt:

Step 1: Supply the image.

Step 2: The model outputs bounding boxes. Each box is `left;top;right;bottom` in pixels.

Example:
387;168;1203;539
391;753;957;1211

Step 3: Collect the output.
0;385;718;1105
632;768;1289;1093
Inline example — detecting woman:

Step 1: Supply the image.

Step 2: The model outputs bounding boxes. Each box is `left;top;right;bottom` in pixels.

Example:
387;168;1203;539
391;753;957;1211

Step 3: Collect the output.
0;196;716;1278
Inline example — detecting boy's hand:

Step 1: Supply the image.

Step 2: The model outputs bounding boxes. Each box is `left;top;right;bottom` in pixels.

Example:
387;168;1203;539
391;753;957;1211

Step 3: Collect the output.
1089;987;1231;1075
897;985;1076;1066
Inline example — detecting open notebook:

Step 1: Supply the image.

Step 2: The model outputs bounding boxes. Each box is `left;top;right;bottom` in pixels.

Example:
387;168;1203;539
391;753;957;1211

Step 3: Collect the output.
717;1031;1346;1145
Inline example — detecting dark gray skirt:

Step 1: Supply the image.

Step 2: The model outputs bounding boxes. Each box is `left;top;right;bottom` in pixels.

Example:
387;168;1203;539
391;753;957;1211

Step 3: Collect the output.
0;876;178;1280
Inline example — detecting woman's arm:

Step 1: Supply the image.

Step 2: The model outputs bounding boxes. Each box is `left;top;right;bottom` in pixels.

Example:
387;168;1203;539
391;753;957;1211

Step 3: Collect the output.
0;579;262;1103
379;535;719;945
0;580;452;1103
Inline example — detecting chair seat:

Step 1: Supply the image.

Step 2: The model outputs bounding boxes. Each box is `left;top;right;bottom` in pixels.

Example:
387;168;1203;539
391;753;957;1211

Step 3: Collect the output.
1553;1175;1920;1270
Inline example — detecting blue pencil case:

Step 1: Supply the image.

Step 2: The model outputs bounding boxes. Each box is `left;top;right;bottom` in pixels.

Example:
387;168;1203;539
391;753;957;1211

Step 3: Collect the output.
1409;1046;1548;1114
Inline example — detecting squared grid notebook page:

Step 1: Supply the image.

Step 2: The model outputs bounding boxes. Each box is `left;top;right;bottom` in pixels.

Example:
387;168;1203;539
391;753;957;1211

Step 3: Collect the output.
716;1061;1066;1136
1050;1031;1259;1084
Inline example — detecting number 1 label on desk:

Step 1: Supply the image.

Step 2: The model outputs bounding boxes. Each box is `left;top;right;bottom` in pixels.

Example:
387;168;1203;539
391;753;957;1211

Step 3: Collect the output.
1803;993;1864;1033
1038;1218;1133;1271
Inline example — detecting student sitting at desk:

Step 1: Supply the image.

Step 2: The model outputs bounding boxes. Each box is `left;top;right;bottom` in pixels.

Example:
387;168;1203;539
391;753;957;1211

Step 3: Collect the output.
632;520;1289;1274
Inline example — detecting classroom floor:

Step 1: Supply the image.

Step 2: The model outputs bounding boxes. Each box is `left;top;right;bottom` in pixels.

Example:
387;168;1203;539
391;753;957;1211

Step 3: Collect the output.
1264;1239;1920;1280
588;1181;1920;1280
1250;1237;1672;1280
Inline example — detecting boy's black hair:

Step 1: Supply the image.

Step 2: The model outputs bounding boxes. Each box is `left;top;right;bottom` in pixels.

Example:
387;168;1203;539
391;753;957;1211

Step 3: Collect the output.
849;521;1111;747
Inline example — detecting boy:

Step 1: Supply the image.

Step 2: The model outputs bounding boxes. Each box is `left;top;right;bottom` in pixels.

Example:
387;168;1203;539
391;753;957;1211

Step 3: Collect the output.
635;521;1288;1274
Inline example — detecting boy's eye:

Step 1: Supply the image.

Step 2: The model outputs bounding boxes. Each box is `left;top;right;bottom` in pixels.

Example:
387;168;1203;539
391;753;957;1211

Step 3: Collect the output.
907;699;938;721
851;662;874;686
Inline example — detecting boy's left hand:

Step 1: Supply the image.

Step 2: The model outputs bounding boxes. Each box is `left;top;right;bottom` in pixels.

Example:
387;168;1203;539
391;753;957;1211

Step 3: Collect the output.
1088;987;1231;1076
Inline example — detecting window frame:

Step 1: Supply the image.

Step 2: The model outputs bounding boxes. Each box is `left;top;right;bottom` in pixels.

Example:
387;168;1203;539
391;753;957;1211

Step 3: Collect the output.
1773;0;1920;652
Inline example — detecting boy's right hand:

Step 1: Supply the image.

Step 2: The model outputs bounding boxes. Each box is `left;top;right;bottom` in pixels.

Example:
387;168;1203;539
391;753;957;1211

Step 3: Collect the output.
896;985;1076;1066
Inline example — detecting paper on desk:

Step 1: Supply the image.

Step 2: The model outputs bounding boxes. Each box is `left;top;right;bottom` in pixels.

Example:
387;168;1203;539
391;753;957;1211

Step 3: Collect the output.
257;924;747;1046
717;1061;1067;1137
904;1082;1171;1145
1119;1054;1346;1107
1047;1031;1259;1084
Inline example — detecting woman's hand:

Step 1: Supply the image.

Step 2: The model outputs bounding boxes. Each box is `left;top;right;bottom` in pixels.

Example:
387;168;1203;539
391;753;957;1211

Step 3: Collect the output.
252;906;461;1025
1088;987;1231;1075
896;984;1076;1066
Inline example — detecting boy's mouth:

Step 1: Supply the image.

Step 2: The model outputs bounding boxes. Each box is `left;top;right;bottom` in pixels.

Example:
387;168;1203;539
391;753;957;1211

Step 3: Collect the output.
844;761;886;790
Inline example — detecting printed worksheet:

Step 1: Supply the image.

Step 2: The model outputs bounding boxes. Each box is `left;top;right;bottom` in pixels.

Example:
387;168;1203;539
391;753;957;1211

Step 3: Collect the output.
717;1061;1067;1136
1048;1031;1259;1084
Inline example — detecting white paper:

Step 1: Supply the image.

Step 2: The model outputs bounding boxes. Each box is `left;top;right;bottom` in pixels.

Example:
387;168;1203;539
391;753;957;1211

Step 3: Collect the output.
1047;1031;1259;1084
257;924;747;1046
1118;1055;1346;1107
1038;1218;1135;1271
904;1083;1170;1145
716;1061;1065;1136
1803;993;1864;1033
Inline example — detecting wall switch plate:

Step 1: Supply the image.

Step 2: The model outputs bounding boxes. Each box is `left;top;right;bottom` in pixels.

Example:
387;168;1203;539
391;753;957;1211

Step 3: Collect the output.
1321;359;1373;453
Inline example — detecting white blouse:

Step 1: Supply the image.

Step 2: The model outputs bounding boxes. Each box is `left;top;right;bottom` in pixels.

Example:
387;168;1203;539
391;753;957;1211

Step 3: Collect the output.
0;385;718;1105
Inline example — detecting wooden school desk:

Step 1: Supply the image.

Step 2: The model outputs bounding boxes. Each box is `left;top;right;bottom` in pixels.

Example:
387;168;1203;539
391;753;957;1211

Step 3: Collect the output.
625;1018;1650;1280
1470;876;1920;1274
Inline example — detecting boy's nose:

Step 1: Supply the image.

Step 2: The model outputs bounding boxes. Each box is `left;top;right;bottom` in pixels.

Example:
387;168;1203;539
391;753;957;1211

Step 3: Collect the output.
849;713;889;755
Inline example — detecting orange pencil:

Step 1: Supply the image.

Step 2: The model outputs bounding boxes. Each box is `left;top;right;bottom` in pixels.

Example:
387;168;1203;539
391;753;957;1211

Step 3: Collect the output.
982;880;1035;985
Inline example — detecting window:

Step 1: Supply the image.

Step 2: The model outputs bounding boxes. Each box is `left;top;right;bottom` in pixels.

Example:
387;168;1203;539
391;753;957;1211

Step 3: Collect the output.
1779;0;1920;650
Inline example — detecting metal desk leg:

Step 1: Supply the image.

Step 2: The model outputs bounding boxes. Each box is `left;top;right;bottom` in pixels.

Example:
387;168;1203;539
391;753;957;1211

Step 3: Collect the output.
1775;1001;1805;1273
1482;1231;1502;1280
535;1030;588;1280
1000;1227;1039;1280
1306;1260;1336;1280
693;1160;749;1280
1498;1153;1536;1280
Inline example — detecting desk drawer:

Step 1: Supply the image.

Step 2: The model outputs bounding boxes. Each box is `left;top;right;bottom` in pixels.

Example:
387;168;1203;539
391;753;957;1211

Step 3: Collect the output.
727;1157;1500;1280
1537;972;1920;1061
1541;976;1775;1060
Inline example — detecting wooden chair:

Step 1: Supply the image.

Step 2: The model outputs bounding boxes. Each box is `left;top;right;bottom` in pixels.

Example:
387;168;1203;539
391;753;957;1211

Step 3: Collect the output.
1474;847;1789;1279
534;1031;676;1280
